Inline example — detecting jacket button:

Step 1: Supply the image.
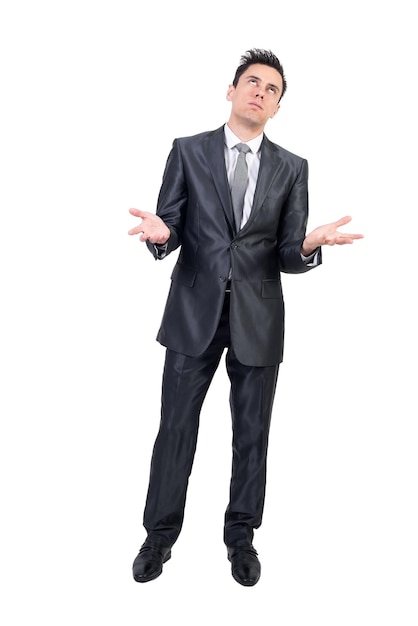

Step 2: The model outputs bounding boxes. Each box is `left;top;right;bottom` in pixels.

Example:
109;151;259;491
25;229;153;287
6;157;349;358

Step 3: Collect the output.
219;275;226;282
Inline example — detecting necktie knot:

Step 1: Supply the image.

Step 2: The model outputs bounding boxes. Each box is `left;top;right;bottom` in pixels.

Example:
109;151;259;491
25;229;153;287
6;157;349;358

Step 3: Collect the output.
235;143;251;155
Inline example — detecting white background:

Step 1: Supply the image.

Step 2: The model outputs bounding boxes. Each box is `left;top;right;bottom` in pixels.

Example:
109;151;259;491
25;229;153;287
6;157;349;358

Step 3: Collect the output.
1;0;417;624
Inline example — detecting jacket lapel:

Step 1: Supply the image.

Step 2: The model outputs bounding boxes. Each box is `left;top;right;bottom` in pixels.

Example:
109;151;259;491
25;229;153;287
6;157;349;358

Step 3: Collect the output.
204;127;236;234
238;135;282;235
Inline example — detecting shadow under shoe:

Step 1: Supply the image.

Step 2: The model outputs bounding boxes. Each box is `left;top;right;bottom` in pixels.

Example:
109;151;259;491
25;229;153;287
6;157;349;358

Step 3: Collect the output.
132;543;171;583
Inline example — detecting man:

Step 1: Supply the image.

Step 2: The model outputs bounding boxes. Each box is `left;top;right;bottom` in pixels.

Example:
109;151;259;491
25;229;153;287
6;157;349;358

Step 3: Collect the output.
128;48;363;586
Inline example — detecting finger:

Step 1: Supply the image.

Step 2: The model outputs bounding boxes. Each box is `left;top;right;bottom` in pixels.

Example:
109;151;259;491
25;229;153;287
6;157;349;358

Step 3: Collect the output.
128;225;144;235
325;233;353;245
334;215;352;228
337;232;364;240
335;237;353;245
334;234;364;245
129;208;148;218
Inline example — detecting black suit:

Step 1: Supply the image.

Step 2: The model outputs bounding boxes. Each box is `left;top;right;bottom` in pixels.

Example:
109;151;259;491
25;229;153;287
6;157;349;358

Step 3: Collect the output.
142;125;321;548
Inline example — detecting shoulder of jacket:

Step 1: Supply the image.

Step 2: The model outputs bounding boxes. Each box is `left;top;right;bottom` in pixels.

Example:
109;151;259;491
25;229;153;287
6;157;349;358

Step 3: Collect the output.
263;135;306;163
174;126;224;145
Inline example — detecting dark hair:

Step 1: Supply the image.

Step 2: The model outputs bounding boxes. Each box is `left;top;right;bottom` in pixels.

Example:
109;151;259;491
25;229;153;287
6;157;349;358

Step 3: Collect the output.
232;48;287;101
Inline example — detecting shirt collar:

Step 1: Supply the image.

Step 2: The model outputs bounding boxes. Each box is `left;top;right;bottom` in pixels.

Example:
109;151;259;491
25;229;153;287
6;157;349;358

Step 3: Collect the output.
224;123;263;154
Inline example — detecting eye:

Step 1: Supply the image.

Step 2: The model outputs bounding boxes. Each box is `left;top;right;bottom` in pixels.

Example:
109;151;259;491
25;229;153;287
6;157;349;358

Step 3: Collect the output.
268;87;276;94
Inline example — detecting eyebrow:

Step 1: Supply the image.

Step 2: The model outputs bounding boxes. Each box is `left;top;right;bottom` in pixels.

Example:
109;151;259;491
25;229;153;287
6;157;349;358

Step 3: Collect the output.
247;74;280;92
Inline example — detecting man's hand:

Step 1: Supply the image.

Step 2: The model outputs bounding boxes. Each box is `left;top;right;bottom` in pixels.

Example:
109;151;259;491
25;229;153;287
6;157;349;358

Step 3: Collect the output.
128;208;170;244
302;215;364;256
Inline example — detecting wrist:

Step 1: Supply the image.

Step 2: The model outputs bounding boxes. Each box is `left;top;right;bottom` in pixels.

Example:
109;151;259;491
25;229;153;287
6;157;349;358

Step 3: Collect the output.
159;226;170;244
301;244;315;256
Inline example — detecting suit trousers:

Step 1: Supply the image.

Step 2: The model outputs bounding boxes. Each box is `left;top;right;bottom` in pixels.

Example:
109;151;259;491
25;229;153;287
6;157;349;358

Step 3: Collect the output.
143;292;279;548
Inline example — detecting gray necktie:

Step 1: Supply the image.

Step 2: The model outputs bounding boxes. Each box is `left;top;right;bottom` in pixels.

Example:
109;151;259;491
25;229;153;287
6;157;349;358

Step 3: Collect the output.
230;143;251;231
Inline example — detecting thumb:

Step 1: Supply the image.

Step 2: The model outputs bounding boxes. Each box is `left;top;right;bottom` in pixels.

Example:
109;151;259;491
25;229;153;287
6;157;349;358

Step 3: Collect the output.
335;215;352;228
129;208;146;218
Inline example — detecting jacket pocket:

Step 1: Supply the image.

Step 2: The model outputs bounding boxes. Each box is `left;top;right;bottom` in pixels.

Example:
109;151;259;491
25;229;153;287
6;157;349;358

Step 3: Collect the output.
261;278;282;299
171;262;197;287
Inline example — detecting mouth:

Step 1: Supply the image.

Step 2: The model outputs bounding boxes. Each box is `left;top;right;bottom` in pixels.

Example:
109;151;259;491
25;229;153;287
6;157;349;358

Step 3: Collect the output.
248;101;263;110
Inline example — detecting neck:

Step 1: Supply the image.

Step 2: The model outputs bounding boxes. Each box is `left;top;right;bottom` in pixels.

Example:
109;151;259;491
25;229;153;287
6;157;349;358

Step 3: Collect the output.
226;119;265;142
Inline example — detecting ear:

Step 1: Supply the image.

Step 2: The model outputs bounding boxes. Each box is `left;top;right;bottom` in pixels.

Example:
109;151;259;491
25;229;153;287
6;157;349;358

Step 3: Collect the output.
270;103;280;118
226;84;235;102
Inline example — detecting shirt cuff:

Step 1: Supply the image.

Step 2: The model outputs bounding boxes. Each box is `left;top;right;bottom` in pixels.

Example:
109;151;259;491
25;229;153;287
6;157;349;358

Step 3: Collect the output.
301;249;320;266
153;242;168;259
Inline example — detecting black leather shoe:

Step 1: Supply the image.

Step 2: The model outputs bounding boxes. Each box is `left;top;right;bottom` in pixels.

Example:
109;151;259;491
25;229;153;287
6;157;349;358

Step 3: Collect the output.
132;543;171;583
227;545;261;586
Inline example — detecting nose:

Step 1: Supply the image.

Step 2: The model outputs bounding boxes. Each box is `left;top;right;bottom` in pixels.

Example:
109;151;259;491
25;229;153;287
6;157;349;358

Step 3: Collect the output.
255;88;264;99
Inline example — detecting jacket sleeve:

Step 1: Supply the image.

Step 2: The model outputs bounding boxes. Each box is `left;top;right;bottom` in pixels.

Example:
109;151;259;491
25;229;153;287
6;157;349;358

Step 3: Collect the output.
146;139;187;260
277;158;322;273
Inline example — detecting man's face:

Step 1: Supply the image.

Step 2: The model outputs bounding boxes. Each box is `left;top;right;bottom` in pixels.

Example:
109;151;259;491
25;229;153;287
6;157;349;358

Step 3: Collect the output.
227;63;283;129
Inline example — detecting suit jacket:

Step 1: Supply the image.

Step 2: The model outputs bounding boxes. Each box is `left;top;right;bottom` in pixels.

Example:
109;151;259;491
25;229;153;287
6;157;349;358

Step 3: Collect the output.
147;125;321;366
